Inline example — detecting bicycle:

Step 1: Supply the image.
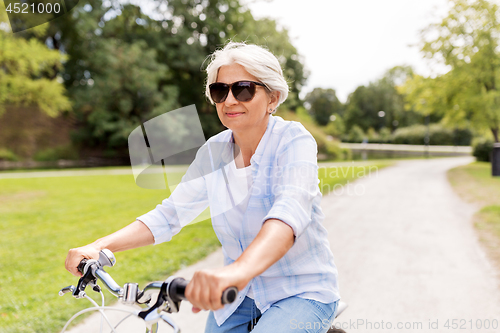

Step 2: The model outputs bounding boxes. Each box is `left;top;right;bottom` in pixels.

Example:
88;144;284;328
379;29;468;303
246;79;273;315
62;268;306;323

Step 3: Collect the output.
59;249;348;333
59;249;238;333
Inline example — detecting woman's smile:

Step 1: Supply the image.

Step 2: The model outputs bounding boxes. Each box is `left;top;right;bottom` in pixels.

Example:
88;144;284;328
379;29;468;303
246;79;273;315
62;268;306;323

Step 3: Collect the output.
225;111;245;118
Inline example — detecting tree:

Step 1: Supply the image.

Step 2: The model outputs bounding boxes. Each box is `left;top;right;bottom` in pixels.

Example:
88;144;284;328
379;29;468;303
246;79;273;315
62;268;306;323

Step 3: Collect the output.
70;38;178;150
305;88;342;126
415;0;500;142
343;66;421;133
0;2;70;117
38;0;307;149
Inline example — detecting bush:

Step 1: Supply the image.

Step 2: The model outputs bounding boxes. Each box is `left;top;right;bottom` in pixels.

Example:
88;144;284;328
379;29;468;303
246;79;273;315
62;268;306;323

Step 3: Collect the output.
472;137;494;162
33;145;79;162
322;113;345;138
0;148;19;161
452;128;473;146
366;128;380;143
308;126;343;160
343;125;365;143
276;109;346;160
392;124;454;145
379;127;392;143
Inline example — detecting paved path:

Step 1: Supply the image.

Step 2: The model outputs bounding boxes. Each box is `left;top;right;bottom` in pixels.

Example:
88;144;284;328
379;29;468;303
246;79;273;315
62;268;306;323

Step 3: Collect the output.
66;157;500;333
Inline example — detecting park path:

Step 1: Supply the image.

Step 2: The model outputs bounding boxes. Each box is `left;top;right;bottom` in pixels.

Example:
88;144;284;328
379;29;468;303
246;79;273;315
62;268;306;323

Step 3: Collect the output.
66;157;500;333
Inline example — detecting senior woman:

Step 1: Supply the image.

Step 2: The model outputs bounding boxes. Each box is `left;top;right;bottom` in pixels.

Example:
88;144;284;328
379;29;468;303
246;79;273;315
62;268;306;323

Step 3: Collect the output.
65;42;340;332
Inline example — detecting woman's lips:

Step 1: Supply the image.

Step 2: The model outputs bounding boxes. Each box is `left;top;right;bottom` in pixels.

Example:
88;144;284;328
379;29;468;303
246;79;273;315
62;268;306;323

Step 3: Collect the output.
226;112;244;118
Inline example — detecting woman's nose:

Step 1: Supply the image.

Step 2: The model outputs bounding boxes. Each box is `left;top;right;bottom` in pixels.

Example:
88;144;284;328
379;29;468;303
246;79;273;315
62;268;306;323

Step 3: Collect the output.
224;89;239;106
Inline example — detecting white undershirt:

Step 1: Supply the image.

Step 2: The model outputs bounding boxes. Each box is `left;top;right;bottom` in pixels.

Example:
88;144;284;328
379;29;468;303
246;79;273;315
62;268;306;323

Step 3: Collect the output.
223;158;255;298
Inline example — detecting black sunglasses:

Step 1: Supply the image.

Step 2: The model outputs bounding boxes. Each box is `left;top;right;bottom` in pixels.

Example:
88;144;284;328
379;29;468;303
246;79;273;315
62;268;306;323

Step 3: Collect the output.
209;80;267;103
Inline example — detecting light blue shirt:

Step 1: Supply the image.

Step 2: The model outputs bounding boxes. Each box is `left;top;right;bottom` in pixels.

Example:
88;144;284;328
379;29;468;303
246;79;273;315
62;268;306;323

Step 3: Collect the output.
137;115;340;326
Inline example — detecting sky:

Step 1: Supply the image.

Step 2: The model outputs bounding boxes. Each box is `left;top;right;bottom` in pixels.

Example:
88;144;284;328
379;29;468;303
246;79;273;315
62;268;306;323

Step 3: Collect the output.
246;0;453;102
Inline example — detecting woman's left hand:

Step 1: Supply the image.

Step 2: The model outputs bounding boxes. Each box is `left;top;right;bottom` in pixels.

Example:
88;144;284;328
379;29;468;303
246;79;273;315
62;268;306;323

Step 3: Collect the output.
185;262;250;313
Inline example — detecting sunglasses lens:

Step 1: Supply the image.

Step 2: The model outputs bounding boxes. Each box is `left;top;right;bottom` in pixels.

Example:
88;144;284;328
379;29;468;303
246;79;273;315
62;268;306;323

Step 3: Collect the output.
210;83;229;103
232;82;255;102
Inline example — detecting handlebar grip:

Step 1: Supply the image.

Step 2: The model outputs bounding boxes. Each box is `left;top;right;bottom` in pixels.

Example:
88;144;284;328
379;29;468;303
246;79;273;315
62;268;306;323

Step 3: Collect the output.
77;259;88;274
221;286;238;304
168;277;238;304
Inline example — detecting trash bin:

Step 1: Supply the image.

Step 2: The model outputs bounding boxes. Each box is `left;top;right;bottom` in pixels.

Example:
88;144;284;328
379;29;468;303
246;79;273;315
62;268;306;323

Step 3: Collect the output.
493;143;500;176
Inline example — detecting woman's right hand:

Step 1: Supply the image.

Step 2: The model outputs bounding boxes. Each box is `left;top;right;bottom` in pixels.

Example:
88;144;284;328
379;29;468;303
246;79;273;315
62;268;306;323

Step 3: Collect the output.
65;243;101;277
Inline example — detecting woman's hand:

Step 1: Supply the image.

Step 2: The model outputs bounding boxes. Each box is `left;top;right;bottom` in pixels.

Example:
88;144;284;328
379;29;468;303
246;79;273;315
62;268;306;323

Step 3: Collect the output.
185;262;250;313
65;243;101;277
64;221;155;277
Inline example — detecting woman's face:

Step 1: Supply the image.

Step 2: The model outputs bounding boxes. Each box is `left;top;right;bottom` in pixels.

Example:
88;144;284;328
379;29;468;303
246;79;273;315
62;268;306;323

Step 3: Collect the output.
214;63;278;134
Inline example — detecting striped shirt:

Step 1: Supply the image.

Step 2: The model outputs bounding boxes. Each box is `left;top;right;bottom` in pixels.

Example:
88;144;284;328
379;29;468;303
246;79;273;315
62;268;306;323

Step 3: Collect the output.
137;115;340;325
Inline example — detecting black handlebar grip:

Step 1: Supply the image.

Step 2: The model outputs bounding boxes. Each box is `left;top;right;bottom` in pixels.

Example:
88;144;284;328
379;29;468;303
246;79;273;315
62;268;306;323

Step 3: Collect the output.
221;286;238;304
77;259;88;274
168;277;188;303
168;277;238;304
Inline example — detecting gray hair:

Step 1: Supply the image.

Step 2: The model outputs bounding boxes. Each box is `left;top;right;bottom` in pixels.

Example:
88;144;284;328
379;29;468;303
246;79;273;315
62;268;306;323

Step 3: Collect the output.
204;42;289;109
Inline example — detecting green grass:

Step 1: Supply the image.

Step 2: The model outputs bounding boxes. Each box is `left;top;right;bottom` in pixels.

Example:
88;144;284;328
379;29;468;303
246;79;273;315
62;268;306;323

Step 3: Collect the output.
448;161;500;272
318;162;393;194
0;173;219;333
0;161;392;333
476;206;500;239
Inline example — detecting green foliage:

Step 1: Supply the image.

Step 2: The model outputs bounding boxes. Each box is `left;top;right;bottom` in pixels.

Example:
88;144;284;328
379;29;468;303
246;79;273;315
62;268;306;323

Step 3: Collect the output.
392;124;453;145
277;109;345;160
305;88;342;126
33;145;79;161
35;0;307;152
379;127;392;143
343;125;366;143
322;113;345;138
0;148;19;161
71;38;177;150
344;66;421;133
472;137;494;162
452;127;474;146
411;0;500;142
365;127;392;144
0;1;70;117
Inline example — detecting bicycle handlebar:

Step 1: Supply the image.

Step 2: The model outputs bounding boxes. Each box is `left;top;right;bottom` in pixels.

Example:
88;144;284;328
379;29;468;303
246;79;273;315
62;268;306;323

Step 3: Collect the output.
70;249;238;307
60;249;238;333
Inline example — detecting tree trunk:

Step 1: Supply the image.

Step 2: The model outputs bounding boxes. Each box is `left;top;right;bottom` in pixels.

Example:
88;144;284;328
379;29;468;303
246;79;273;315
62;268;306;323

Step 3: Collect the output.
491;127;499;143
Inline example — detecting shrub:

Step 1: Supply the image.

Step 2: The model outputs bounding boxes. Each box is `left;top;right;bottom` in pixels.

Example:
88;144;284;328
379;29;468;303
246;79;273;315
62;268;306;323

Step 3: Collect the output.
0;148;19;161
392;124;454;145
322;113;345;138
472;137;494;162
366;127;380;143
452;128;473;146
379;127;392;143
343;125;365;143
33;145;79;162
276;109;346;160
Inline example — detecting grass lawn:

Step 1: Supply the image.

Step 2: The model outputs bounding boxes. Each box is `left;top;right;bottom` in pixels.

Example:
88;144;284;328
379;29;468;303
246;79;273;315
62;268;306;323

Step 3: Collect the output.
448;162;500;270
0;161;392;333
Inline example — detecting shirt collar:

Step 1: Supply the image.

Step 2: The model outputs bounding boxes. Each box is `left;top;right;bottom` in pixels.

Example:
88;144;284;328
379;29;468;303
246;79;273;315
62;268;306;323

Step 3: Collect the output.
229;115;276;167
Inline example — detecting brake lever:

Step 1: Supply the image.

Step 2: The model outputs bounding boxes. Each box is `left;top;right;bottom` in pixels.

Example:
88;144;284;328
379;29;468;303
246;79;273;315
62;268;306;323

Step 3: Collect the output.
73;262;99;298
160;313;180;333
72;249;116;299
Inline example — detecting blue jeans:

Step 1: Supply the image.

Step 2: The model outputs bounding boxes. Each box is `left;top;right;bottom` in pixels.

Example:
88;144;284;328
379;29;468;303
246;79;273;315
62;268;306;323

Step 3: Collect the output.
205;296;339;333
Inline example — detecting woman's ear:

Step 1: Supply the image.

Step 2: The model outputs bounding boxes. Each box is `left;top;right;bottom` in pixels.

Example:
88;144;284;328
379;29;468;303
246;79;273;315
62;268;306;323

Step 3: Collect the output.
269;91;280;110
